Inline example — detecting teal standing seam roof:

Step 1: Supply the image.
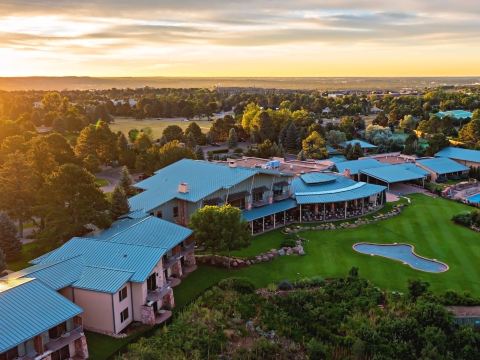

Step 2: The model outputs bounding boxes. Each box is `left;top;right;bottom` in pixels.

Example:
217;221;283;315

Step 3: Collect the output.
300;172;337;184
0;279;82;353
4;256;85;290
417;157;469;175
335;158;387;175
95;216;193;249
340;140;377;149
360;164;426;184
31;238;166;283
435;110;472;119
435;147;480;164
295;183;385;204
242;199;297;221
393;163;429;176
129;159;260;212
72;266;133;293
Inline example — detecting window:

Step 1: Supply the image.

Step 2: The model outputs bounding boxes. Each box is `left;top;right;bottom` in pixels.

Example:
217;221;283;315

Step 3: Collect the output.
51;345;70;360
120;308;129;323
49;322;67;339
147;273;157;291
173;206;179;218
156;210;163;218
119;286;128;302
253;192;263;202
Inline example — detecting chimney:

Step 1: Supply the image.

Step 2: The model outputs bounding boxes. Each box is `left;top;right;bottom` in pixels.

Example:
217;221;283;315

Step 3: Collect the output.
228;160;237;168
178;182;189;194
343;169;351;178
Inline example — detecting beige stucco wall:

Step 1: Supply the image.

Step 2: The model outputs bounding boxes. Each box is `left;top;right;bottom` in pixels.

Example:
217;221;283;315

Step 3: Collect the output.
68;288;116;334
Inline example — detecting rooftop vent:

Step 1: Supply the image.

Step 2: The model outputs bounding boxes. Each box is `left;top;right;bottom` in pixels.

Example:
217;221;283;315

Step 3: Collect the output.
178;182;189;194
228;160;237;168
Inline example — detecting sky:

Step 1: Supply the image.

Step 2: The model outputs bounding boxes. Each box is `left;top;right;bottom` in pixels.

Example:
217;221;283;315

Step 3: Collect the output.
0;0;479;77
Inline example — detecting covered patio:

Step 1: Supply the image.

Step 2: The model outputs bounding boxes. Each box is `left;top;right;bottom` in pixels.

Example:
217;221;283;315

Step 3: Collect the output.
243;199;298;235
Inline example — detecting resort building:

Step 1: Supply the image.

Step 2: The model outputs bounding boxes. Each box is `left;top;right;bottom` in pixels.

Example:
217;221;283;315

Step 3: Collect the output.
0;277;88;360
128;159;295;226
24;215;195;335
435;147;480;169
416;157;469;182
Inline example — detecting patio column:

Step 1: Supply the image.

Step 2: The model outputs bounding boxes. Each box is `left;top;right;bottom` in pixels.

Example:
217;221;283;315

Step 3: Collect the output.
273;213;276;228
344;201;347;219
283;210;286;225
299;204;302;223
323;203;326;219
362;198;365;214
251;221;254;235
262;217;265;233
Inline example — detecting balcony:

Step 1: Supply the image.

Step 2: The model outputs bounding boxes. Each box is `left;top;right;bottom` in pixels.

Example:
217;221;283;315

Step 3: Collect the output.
45;326;83;353
252;199;269;208
155;309;172;324
163;254;181;269
146;284;172;302
180;242;195;256
273;193;290;201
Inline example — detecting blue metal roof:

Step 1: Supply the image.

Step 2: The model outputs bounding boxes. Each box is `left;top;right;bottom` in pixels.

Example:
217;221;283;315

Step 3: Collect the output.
335;158;387;175
292;174;385;204
436;110;472;119
31;238;166;283
417;157;469;175
95;216;192;249
242;199;297;221
72;266;133;293
129;159;260;212
393;163;430;176
360;164;427;184
0;278;82;353
340;140;377;149
435;147;480;164
300;172;337;184
4;256;84;291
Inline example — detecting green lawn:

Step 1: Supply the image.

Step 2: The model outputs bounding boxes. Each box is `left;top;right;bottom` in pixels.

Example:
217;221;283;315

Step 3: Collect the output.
7;241;57;271
94;177;110;187
109;117;213;139
176;194;480;308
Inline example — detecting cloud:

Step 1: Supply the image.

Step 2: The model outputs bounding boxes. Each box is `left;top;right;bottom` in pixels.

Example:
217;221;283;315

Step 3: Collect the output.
0;1;479;76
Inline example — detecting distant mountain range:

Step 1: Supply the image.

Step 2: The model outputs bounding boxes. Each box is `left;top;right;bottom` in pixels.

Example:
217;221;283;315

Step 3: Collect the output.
0;76;479;91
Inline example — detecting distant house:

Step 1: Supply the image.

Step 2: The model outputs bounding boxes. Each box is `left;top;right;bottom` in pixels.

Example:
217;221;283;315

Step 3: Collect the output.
322;107;331;114
447;306;480;328
435;147;480;169
370;106;383;114
435;110;472;120
0;278;88;359
339;140;377;154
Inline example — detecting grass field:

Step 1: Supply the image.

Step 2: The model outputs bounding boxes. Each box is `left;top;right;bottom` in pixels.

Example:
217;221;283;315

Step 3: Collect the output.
175;194;480;308
109;117;213;139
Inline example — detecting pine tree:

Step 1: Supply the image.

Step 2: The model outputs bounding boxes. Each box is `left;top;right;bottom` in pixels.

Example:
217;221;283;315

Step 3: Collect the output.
111;185;130;219
119;166;133;195
195;146;205;160
227;128;238;149
0;248;6;273
285;123;299;152
0;213;21;260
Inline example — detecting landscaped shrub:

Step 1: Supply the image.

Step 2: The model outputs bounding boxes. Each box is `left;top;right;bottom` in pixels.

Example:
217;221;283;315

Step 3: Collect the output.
210;148;229;155
218;277;255;294
452;212;472;226
281;238;297;248
293;276;325;289
277;279;293;291
233;147;243;154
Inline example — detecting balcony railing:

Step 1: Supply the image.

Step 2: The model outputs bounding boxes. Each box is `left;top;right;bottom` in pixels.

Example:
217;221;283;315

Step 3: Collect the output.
146;284;172;302
273;193;290;201
45;326;83;353
252;199;269;208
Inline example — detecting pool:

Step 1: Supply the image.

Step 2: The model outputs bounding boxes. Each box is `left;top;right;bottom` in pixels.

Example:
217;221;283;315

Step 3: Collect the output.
353;243;448;273
468;193;480;204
